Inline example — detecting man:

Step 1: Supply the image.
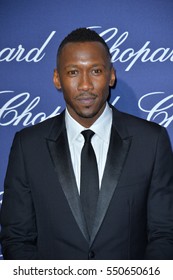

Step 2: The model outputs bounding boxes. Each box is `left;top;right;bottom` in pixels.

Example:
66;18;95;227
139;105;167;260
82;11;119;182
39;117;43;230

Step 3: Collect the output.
0;28;173;260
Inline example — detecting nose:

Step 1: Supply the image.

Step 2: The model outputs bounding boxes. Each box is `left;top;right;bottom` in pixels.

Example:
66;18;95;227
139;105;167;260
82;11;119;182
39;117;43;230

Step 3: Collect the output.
78;72;94;91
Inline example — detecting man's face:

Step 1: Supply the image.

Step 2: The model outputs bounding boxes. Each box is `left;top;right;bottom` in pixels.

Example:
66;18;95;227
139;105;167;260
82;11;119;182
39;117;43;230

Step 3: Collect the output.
54;41;116;127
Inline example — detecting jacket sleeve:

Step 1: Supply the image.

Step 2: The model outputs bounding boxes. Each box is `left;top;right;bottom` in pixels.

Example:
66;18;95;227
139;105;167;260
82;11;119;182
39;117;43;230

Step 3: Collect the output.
145;127;173;259
0;132;38;259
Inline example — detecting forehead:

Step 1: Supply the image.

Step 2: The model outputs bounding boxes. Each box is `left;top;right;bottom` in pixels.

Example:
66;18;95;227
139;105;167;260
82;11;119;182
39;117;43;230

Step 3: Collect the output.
58;41;109;65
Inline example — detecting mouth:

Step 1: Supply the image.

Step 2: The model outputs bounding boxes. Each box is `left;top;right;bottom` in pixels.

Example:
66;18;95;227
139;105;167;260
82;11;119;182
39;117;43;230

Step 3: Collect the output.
75;93;97;106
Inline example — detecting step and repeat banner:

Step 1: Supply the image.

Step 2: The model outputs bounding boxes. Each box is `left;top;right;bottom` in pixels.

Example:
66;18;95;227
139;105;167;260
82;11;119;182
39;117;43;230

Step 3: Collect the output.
0;0;173;259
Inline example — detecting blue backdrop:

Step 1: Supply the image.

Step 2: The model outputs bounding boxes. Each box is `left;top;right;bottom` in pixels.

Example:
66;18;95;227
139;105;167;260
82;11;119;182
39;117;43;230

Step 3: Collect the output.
0;0;173;259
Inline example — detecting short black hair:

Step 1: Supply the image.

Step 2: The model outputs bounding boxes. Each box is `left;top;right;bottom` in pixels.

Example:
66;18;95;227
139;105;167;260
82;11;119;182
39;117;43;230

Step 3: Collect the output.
56;27;111;67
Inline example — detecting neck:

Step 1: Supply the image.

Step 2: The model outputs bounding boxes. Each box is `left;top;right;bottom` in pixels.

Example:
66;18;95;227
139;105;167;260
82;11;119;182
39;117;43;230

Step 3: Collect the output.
66;103;107;128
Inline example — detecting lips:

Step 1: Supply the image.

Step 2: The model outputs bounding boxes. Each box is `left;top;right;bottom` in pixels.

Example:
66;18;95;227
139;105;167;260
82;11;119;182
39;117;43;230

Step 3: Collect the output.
75;94;97;106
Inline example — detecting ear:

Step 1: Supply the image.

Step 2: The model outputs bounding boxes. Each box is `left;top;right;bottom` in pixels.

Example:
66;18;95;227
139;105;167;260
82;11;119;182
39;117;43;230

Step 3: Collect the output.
109;67;116;87
53;69;62;90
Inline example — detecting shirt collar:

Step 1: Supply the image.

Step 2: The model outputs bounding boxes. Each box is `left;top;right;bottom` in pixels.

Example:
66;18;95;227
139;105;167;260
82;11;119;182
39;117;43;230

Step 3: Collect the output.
90;103;112;143
65;102;112;143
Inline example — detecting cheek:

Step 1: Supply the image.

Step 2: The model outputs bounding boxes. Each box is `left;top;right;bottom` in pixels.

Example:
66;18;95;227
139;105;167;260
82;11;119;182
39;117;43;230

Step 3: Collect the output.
60;78;77;94
94;76;110;88
95;79;110;94
66;78;79;91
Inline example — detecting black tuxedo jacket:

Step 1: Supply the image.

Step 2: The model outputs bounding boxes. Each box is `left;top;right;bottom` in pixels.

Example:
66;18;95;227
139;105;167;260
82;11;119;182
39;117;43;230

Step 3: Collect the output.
1;106;173;259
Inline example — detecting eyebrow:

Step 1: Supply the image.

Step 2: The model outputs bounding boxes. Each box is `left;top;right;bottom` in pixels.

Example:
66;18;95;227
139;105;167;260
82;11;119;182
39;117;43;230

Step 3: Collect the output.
64;64;106;69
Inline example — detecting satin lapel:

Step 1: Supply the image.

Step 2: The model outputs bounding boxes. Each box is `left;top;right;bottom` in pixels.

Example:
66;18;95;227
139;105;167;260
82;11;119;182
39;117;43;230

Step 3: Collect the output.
46;116;89;243
90;124;132;246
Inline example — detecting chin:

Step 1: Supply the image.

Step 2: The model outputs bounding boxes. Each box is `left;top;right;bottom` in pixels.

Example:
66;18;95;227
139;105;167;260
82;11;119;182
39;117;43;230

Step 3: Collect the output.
78;110;99;119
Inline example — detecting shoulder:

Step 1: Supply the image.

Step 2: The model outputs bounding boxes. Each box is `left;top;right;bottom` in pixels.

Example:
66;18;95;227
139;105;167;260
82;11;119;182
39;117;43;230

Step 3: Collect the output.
111;106;172;150
111;107;173;161
14;112;65;143
112;106;163;136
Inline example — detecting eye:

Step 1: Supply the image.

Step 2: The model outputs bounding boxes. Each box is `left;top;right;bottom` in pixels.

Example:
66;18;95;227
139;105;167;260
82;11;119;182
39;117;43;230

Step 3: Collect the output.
91;68;102;75
67;70;78;76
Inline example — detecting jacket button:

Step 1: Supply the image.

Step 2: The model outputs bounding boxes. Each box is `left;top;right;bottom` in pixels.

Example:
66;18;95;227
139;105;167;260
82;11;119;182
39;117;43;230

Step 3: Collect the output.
88;251;95;259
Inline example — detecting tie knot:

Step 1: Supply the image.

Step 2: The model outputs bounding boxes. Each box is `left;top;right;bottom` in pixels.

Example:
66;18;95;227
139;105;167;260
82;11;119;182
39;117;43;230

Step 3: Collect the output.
81;130;95;143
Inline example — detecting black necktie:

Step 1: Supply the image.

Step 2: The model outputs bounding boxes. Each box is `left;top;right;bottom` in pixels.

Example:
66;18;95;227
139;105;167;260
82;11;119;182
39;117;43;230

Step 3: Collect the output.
80;130;99;236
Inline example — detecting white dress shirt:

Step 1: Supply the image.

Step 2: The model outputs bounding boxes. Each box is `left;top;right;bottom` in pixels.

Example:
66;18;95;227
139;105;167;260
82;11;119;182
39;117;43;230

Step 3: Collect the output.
65;103;112;193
